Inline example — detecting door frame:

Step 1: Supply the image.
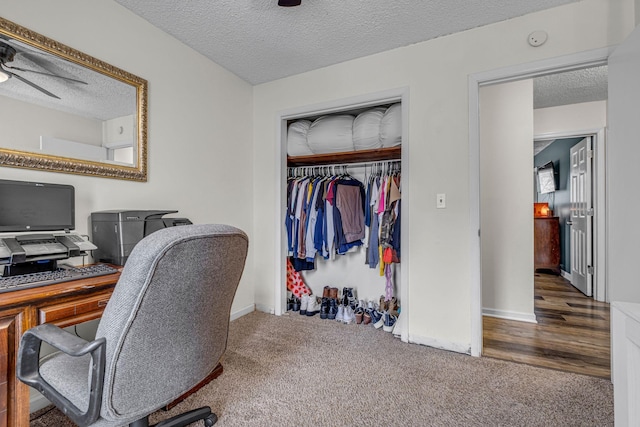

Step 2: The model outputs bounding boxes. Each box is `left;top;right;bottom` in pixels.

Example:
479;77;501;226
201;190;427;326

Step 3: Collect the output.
273;87;410;343
468;47;613;357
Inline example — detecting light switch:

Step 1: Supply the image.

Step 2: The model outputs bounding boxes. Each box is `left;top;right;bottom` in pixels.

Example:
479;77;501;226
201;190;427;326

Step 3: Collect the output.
437;193;446;209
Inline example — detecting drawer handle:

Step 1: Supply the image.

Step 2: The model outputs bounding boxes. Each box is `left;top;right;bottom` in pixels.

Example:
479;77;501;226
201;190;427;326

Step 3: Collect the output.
98;300;109;308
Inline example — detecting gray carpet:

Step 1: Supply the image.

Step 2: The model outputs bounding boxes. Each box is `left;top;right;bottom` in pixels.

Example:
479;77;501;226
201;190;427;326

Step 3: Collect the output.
30;310;613;426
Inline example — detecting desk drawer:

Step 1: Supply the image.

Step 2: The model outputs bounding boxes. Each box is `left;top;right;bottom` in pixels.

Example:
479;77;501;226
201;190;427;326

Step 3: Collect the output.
39;291;113;326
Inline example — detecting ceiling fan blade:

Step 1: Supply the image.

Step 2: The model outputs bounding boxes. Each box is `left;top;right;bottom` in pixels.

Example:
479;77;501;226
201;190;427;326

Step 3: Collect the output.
5;65;87;85
3;68;61;99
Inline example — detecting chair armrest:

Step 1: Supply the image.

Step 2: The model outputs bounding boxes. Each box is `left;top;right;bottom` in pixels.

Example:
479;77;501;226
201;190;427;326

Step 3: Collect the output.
17;323;106;426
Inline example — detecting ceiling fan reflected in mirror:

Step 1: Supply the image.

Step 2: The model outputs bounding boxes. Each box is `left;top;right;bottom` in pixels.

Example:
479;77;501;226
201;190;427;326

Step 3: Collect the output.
0;40;87;99
278;0;301;6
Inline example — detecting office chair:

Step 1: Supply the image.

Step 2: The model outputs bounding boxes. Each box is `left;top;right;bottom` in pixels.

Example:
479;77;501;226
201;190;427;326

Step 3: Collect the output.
17;224;249;427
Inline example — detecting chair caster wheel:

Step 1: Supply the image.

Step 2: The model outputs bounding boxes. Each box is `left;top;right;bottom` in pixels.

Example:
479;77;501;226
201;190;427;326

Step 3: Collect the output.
204;413;218;426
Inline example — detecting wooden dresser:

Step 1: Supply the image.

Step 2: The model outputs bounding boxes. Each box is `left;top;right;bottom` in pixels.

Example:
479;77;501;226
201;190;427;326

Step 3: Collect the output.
534;217;560;273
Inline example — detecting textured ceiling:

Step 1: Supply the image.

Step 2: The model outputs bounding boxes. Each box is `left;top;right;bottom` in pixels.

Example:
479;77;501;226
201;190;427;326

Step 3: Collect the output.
0;36;136;121
533;66;608;109
114;0;580;85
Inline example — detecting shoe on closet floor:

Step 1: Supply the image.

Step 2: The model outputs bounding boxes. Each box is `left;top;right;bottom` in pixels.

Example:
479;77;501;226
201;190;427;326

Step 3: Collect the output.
291;297;301;312
388;297;399;317
342;306;356;324
299;294;309;315
335;305;345;322
383;312;397;332
328;299;338;320
329;287;339;301
373;311;386;329
368;308;383;326
362;310;372;325
320;297;330;319
323;286;331;298
306;296;321;316
379;295;389;312
354;306;364;324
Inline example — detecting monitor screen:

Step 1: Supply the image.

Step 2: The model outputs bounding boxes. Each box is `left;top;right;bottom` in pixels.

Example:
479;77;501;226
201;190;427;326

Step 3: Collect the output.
0;179;75;232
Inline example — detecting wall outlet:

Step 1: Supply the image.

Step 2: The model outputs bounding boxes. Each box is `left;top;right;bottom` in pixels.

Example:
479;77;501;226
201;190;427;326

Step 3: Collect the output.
437;193;446;209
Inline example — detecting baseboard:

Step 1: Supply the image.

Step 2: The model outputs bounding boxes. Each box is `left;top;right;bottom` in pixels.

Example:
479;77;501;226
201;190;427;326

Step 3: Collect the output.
408;334;471;355
255;303;275;315
561;270;572;282
231;304;256;321
482;308;537;323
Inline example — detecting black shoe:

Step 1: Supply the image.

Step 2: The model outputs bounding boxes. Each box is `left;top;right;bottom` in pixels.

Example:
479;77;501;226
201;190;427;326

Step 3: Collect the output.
320;297;330;319
328;299;338;320
292;297;301;312
342;287;350;306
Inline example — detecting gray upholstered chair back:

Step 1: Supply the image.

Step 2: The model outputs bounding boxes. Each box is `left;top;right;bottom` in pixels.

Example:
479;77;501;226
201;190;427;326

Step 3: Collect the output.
95;224;248;422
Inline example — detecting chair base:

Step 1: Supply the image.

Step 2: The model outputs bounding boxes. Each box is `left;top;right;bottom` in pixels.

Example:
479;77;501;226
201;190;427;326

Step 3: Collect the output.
130;406;217;427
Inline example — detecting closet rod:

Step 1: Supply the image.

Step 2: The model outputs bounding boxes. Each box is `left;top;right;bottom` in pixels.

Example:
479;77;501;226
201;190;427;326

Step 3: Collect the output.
287;159;400;170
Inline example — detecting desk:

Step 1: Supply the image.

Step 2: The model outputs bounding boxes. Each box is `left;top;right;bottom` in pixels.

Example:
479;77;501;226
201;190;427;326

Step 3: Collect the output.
0;268;120;427
0;267;222;426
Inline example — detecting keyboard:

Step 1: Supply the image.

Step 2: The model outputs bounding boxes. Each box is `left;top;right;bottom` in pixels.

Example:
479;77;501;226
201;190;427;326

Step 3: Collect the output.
0;264;119;293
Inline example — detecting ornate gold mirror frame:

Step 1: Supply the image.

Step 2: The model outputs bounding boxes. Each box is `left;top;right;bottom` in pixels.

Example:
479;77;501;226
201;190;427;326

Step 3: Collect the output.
0;16;147;181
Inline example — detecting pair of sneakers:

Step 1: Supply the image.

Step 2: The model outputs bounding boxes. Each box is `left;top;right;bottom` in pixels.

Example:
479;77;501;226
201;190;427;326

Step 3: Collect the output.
373;311;397;332
299;294;320;316
335;305;356;324
320;298;339;320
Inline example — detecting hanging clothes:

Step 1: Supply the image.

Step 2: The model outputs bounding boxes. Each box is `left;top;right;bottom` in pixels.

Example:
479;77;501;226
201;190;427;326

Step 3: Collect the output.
365;163;401;270
286;162;400;272
286;168;366;271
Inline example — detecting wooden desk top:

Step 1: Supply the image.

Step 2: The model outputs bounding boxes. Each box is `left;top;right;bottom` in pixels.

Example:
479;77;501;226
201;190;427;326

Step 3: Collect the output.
0;265;122;310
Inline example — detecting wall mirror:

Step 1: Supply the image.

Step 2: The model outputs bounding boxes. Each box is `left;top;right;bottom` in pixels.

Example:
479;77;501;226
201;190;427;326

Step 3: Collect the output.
0;16;147;181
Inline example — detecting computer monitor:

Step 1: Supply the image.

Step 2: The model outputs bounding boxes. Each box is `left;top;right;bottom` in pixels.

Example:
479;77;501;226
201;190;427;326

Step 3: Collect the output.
0;179;75;233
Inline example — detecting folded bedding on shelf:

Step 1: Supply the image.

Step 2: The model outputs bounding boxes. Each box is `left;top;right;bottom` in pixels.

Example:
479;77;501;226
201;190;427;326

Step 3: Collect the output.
307;114;355;154
287;119;313;156
286;103;401;156
353;107;385;151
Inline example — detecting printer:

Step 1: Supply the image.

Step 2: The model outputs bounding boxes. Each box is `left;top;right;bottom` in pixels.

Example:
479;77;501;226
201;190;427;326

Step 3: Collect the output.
91;210;192;266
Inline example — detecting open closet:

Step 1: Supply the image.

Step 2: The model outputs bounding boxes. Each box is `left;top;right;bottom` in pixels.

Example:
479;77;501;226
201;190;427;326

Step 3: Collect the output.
282;100;404;333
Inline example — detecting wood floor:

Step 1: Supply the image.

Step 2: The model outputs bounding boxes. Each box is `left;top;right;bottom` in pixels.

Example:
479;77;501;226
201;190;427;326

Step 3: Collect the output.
483;272;610;378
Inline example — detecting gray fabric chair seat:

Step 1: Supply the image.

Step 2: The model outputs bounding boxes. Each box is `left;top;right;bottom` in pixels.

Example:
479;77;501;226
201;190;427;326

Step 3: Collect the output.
18;224;249;427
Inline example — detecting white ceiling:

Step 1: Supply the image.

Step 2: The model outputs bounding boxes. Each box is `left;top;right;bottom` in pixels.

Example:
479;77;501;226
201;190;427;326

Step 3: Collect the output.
114;0;582;85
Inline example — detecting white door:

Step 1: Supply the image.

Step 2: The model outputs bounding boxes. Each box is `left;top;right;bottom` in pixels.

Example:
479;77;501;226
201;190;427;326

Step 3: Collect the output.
569;137;592;296
608;24;640;305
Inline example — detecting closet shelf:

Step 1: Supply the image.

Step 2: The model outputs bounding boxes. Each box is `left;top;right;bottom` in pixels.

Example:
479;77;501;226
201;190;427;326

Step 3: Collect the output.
287;146;401;167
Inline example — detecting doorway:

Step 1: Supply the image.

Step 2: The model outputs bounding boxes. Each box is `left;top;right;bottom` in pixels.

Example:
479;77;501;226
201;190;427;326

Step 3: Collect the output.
477;69;609;375
468;47;612;358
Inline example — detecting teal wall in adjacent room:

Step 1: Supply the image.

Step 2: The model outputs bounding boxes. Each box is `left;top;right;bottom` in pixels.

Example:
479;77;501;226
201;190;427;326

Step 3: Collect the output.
534;137;583;274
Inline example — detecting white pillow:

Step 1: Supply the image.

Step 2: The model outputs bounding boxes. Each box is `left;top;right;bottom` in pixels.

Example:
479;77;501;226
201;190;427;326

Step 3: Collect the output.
307;115;355;154
287;120;313;156
380;103;402;147
353;107;385;150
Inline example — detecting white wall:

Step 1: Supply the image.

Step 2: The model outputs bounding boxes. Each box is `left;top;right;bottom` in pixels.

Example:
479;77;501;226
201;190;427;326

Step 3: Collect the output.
480;80;535;322
0;0;255;316
609;24;640;304
0;95;103;152
534;100;608;136
253;0;635;351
